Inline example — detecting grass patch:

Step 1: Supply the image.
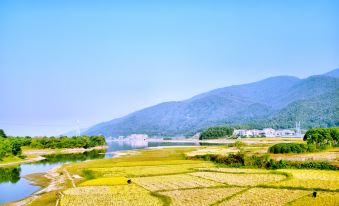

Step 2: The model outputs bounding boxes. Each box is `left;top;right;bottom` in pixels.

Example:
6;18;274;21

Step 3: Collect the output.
24;173;50;187
82;169;95;180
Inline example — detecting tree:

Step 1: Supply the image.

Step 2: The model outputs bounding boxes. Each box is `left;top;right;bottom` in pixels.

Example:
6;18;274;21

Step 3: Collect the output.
199;126;234;140
11;141;22;156
0;129;7;138
303;127;336;148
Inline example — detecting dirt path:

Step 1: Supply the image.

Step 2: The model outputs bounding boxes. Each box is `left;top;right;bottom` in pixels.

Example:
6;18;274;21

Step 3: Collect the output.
63;168;76;188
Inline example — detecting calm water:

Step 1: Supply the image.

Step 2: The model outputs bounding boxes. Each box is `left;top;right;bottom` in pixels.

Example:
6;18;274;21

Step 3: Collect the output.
0;141;198;204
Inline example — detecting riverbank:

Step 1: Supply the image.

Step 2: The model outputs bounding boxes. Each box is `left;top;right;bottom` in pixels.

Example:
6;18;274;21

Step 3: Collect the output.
0;145;107;167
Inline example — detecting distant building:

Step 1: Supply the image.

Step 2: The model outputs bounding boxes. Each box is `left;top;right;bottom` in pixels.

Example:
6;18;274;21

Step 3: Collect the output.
275;129;295;137
234;127;301;138
263;128;275;137
126;134;148;141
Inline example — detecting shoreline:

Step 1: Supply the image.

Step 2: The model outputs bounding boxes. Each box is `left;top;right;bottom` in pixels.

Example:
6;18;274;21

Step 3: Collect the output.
4;147;140;206
0;145;108;167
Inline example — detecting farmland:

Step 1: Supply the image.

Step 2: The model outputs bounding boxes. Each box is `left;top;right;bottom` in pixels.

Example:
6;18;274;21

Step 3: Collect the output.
8;142;339;206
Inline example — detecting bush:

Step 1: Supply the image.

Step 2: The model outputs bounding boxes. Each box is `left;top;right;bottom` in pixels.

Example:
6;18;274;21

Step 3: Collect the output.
268;143;317;154
190;153;338;170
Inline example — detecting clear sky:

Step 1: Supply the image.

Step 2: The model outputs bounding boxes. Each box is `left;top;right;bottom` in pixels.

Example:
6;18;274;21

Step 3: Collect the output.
0;0;338;136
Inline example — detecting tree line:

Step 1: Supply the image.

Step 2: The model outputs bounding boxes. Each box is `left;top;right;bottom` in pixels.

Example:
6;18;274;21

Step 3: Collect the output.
0;129;106;160
199;126;234;140
268;127;338;154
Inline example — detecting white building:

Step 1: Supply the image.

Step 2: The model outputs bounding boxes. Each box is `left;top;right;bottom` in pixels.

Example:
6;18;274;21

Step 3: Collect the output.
275;129;295;137
263;128;276;137
126;134;149;141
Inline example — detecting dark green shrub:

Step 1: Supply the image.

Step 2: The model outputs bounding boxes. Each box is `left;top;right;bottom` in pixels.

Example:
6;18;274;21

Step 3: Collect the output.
82;169;95;180
268;143;317;154
190;153;338;170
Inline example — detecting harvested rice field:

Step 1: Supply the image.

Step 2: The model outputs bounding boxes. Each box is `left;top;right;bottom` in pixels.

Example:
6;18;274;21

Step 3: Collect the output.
219;188;310;206
160;187;244;206
60;184;162;206
132;174;222;191
191;172;286;186
24;146;339;206
197;167;271;174
289;192;339;206
272;169;339;190
91;163;213;177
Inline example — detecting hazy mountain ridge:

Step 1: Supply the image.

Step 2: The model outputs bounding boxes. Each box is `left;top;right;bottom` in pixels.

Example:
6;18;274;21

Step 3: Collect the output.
83;69;339;137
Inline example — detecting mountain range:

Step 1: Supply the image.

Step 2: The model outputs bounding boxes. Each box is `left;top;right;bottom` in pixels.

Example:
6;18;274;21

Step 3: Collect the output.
81;69;339;137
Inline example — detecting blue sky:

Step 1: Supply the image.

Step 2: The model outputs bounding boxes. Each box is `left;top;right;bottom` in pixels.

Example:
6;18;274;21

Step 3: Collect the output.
0;0;338;136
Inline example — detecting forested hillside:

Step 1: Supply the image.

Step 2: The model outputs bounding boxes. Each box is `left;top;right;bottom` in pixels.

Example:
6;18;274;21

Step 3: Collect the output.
82;69;339;137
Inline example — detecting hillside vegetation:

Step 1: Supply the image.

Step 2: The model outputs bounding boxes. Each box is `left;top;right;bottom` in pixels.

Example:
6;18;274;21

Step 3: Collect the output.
82;69;339;137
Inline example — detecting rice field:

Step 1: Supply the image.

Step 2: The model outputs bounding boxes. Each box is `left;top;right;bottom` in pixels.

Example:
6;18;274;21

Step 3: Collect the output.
272;169;339;190
109;160;207;167
79;177;129;186
290;192;339;206
219;188;310;206
191;172;286;186
91;163;212;177
160;187;244;206
132;174;222;191
197;167;271;174
185;147;239;157
40;146;339;206
60;184;162;206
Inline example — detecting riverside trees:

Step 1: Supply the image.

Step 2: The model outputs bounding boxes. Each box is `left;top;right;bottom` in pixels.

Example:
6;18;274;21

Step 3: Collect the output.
0;129;106;161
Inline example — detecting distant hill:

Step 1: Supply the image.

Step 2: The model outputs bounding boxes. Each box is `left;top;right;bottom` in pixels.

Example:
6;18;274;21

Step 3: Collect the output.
82;69;339;137
324;68;339;78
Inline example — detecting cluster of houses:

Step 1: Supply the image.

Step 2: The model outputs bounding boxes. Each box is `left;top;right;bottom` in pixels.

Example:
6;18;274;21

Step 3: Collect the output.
233;128;302;137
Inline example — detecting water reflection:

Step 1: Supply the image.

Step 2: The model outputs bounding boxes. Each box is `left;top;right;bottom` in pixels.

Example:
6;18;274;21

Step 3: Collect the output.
0;167;21;184
38;149;106;164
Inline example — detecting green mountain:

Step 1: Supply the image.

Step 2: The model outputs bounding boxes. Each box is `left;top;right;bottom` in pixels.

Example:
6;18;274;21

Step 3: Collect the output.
83;69;339;137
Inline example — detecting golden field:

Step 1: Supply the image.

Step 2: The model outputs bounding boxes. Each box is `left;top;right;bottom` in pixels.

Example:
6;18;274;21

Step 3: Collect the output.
15;145;339;206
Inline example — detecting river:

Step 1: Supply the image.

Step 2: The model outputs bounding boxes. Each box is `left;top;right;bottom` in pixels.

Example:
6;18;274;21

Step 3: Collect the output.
0;141;199;204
